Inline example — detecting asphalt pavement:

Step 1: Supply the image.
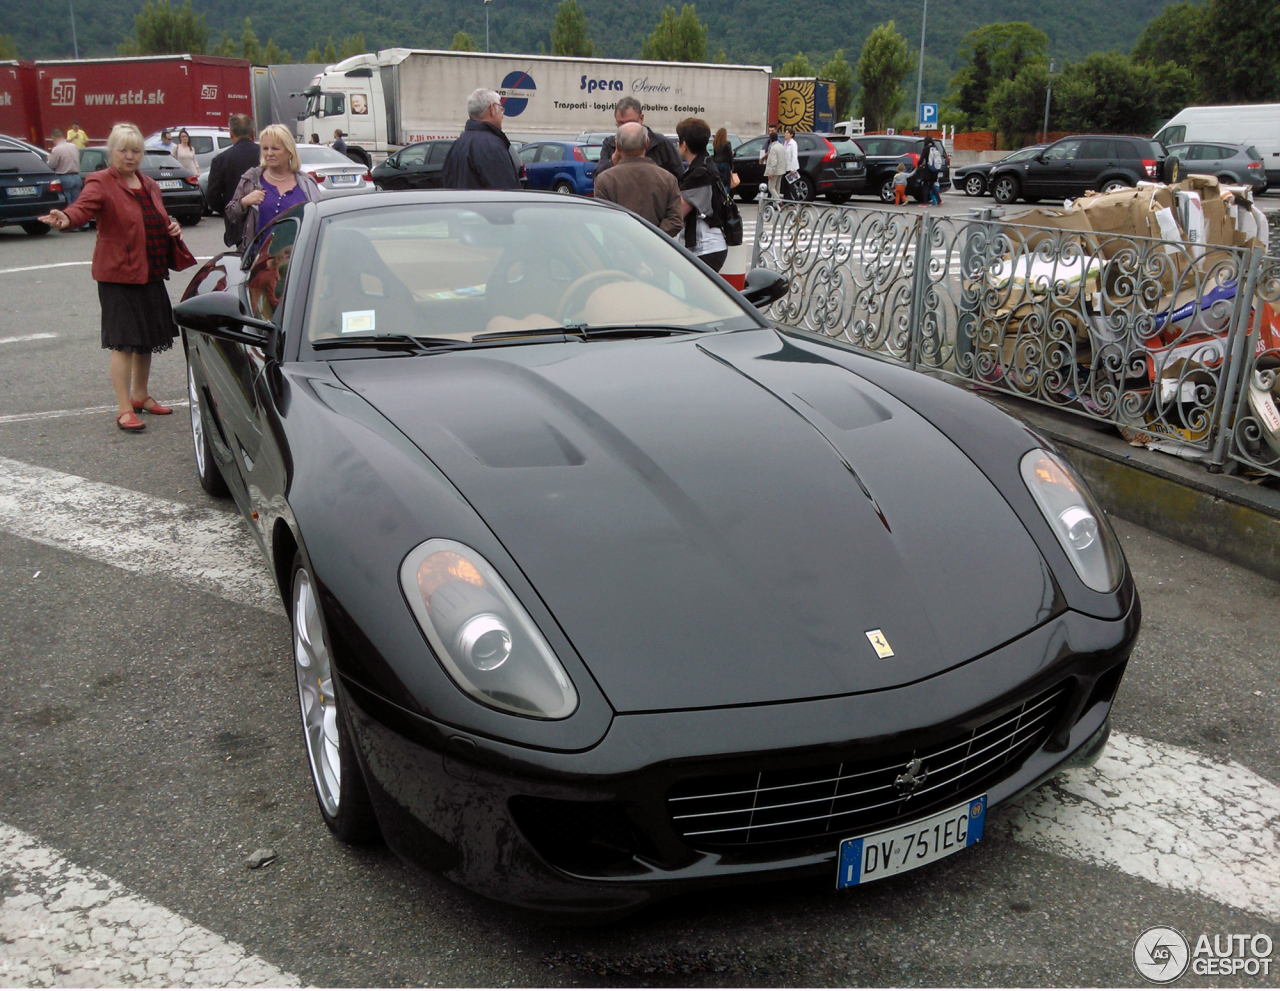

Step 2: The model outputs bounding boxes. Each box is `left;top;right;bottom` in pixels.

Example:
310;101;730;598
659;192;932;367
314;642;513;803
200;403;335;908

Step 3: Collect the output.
0;202;1277;989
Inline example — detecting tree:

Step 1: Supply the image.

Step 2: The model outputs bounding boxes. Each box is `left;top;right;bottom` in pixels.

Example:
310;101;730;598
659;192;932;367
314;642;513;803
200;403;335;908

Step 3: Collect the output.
338;33;368;60
641;5;708;63
120;0;209;56
1194;0;1280;102
450;31;478;52
551;0;594;58
1131;1;1206;72
987;61;1052;139
323;37;338;63
855;21;910;132
778;52;814;77
1056;51;1158;134
264;39;291;65
0;35;17;60
240;18;263;64
304;43;324;62
213;33;238;58
820;49;855;119
946;22;1048;130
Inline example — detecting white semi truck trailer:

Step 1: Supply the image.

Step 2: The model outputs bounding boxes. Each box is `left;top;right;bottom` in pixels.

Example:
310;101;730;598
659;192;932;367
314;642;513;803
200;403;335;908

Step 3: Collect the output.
296;48;771;164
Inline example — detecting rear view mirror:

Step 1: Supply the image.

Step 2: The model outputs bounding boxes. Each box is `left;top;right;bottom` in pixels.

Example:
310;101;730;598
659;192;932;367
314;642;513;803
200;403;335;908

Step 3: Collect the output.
742;268;789;308
173;290;276;348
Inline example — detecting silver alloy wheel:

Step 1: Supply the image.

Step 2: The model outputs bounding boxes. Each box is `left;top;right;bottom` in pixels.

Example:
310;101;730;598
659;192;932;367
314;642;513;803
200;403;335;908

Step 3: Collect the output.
965;174;985;196
294;570;341;818
1102;179;1130;193
188;363;205;477
554;182;573;194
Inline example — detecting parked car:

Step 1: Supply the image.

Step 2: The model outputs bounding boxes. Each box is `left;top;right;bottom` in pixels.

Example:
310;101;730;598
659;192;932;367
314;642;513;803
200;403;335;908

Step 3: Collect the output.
517;140;598;195
954;145;1045;197
1154;104;1279;191
1165;141;1266;191
146;127;233;214
79;145;203;225
852;135;952;204
732;132;867;203
173;189;1137;916
371;139;454;191
297;144;375;198
0;146;66;235
0;133;50;162
988;135;1177;205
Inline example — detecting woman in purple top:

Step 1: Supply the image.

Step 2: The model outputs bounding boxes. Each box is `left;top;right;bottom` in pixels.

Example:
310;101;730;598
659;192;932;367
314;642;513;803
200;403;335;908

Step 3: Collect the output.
226;124;321;250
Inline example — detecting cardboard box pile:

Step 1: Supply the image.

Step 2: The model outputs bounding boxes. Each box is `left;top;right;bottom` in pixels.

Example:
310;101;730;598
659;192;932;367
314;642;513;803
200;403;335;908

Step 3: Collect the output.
976;173;1271;447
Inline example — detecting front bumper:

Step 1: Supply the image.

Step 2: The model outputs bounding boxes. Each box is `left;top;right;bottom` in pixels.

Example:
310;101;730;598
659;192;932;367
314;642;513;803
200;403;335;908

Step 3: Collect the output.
341;597;1138;917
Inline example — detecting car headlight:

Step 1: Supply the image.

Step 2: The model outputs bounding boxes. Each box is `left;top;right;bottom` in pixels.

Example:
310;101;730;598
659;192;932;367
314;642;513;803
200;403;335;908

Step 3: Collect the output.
1020;449;1124;593
399;539;578;719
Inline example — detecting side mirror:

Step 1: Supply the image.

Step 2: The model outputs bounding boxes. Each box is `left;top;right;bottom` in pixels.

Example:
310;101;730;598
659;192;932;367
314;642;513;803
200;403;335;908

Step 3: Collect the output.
173;290;276;348
741;267;789;308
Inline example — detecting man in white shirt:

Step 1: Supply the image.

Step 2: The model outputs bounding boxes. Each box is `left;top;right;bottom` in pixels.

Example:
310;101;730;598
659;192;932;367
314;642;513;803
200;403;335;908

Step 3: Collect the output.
782;128;800;198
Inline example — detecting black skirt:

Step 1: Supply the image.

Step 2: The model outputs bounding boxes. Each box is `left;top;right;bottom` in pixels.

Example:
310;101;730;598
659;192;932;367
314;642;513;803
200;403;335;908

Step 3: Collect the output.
99;281;178;355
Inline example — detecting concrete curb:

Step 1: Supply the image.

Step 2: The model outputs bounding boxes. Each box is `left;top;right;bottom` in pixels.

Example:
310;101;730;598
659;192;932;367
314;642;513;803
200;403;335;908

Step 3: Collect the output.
982;393;1280;583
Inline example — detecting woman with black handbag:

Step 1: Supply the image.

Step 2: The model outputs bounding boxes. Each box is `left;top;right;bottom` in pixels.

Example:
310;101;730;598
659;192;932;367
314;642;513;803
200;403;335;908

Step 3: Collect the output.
675;118;729;272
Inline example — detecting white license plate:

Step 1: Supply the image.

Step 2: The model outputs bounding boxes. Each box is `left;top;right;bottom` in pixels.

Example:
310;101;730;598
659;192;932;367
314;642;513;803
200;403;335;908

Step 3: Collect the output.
837;795;986;888
330;174;358;184
7;186;37;197
158;180;184;189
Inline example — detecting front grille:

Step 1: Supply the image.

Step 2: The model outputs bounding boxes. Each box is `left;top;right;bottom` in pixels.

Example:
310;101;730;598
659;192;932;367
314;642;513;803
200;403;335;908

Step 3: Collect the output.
668;683;1067;849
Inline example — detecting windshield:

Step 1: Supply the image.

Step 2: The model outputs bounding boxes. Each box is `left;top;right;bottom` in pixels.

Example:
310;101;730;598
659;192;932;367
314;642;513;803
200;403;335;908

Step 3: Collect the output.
1004;146;1042;163
304;202;757;347
827;137;861;157
298;145;357;165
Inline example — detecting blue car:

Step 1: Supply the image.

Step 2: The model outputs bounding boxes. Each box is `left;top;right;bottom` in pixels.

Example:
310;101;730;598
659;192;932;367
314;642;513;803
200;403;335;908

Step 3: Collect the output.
516;140;598;195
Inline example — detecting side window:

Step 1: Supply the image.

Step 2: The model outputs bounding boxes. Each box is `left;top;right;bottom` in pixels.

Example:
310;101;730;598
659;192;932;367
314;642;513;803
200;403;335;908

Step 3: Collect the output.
1162;125;1187;145
1078;139;1114;159
797;136;818;151
1212;145;1234;159
246;218;299;324
323;93;345;117
1043;139;1082;162
429;142;452;164
538;144;567;162
399;145;427;167
218;137;232;149
736;137;766;158
519;145;540;164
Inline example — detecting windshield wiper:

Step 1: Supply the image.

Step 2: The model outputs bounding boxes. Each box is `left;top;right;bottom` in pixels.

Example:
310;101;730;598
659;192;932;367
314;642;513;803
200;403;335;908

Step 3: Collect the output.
473;324;701;343
312;333;459;355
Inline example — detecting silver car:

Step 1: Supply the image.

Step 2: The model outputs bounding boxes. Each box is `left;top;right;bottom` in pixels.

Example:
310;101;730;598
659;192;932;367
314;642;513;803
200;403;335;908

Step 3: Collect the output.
1166;141;1267;191
296;144;374;197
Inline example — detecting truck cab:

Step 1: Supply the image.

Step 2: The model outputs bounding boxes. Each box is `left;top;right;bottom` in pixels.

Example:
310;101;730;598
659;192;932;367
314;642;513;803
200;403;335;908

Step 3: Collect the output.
297;53;388;165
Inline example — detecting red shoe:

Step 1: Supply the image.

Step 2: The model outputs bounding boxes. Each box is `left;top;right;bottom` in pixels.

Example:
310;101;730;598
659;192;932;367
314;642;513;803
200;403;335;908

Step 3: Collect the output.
116;411;146;431
131;396;172;415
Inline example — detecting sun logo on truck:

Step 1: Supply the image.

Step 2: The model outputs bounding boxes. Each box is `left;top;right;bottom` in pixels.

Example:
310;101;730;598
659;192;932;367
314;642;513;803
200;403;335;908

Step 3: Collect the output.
776;79;814;129
499;70;535;117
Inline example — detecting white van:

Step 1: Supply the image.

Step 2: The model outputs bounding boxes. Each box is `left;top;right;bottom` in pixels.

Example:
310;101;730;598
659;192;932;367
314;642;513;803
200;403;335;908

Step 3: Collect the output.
1154;105;1280;190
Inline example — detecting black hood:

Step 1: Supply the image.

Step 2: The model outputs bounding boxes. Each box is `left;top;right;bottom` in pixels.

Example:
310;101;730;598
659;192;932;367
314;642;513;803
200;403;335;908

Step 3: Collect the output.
333;329;1058;713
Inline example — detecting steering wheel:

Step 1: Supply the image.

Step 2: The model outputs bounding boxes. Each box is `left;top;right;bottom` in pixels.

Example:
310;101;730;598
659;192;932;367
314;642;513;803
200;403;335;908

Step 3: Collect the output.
556;269;638;323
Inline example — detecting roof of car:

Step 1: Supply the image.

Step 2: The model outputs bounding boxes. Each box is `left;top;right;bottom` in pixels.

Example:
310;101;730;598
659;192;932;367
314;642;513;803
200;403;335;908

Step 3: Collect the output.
314;188;629;219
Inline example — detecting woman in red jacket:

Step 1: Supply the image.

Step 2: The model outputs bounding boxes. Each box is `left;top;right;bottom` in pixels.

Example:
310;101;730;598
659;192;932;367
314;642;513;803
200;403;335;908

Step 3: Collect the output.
40;123;185;432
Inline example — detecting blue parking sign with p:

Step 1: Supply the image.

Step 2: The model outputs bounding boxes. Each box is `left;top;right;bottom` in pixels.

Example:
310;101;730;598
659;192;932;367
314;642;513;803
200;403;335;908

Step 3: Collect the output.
920;103;938;128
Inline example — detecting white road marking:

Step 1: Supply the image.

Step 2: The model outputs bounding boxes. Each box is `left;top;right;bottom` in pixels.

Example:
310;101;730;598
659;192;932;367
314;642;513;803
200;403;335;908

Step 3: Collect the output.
0;333;57;345
0;399;187;425
0;455;1278;925
0;822;300;987
999;731;1280;922
0;456;281;615
0;257;212;276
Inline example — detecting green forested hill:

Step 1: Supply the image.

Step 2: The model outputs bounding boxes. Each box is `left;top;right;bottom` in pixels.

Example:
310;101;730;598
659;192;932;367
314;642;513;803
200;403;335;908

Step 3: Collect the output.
4;0;1174;104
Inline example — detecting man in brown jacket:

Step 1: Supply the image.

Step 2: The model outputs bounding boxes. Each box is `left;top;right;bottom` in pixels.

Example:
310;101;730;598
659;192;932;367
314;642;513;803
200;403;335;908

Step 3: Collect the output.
592;122;683;237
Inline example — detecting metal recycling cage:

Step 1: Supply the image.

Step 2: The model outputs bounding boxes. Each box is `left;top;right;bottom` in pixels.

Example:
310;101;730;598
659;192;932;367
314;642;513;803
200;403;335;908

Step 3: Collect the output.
752;198;1269;471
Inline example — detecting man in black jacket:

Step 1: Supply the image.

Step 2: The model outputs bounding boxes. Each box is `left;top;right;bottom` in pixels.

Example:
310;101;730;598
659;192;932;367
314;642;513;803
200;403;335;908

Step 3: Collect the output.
592;96;683;182
441;89;521;190
205;114;261;247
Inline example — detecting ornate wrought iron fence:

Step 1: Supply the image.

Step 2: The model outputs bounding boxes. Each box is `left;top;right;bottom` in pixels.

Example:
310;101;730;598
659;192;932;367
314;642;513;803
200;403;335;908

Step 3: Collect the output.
1226;256;1280;477
753;200;1266;462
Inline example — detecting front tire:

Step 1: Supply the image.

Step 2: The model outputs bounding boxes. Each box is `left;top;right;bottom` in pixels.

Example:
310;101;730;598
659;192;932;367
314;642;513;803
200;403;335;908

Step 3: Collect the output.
179;212;201;226
187;359;229;497
553;180;574;194
737;187;757;203
992;174;1020;205
292;556;381;845
21;221;50;236
1101;178;1132;193
878;176;896;204
964;174;985;197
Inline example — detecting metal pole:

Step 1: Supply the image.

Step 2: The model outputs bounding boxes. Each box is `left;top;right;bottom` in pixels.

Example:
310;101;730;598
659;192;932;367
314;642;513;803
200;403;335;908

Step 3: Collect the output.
1042;59;1055;143
914;0;927;129
485;3;490;53
69;0;79;59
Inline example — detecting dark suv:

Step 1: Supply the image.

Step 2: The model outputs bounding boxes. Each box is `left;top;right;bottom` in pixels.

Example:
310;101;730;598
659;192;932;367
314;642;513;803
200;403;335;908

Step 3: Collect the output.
988;134;1177;205
732;133;867;203
853;135;952;203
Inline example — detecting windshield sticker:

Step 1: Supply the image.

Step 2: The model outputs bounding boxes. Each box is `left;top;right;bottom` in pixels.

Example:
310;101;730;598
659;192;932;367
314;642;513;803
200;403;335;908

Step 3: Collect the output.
341;310;376;333
424;284;487;301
